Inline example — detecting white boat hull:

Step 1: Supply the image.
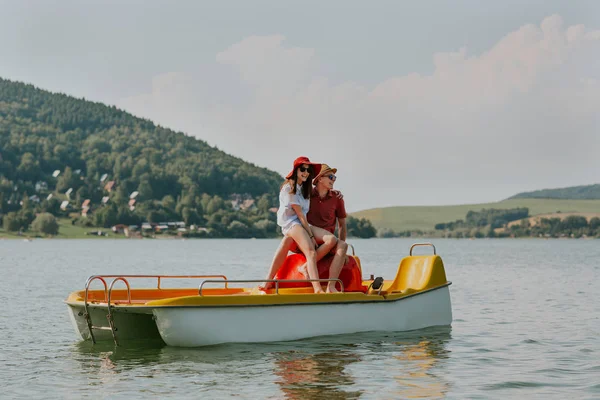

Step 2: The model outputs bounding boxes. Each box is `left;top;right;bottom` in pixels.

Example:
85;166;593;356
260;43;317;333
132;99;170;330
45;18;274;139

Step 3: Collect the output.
153;285;452;347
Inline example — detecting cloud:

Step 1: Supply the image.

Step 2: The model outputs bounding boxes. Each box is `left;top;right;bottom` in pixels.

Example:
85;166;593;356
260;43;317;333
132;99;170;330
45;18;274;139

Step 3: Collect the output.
216;35;315;89
117;15;600;211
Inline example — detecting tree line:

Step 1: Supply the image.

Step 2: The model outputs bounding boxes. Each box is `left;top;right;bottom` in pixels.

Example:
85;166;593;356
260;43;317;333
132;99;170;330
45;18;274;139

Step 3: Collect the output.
433;208;599;238
507;215;600;239
434;208;529;232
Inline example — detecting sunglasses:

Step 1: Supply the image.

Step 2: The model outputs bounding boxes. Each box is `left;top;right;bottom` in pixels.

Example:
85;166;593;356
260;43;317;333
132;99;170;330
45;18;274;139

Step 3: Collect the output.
327;174;337;181
298;166;312;173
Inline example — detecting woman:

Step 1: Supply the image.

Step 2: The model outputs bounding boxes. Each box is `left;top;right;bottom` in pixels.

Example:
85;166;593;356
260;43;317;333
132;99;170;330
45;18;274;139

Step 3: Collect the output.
263;156;338;294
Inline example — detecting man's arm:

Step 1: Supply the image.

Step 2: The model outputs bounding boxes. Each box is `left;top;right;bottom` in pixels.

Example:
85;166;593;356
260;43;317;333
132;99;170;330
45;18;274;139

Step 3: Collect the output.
335;195;348;241
337;218;347;242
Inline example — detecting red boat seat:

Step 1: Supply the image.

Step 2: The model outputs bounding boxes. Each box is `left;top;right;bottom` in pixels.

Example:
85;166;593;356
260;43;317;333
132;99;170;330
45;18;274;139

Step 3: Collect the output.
273;253;367;292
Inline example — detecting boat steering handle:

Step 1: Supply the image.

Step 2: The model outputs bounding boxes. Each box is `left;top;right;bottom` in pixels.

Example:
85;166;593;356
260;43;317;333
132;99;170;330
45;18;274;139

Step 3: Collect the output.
409;243;436;256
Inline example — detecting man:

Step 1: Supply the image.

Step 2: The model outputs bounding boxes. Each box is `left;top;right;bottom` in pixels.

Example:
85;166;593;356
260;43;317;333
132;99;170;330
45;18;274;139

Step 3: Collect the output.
306;163;348;277
262;164;348;293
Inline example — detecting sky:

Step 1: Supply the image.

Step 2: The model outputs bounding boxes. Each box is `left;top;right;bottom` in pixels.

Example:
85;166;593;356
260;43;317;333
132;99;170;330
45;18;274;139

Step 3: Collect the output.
1;0;599;212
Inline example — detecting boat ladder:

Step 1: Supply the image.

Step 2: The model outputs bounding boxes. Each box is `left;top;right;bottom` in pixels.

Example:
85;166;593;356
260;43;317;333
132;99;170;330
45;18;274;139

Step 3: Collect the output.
83;276;131;346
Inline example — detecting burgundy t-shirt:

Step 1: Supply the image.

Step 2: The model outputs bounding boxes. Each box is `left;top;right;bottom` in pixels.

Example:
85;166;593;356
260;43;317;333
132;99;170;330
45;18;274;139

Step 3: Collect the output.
307;188;347;234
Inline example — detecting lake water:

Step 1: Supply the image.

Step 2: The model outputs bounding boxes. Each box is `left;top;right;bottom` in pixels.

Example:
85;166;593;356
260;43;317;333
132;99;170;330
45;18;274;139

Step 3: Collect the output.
1;238;599;399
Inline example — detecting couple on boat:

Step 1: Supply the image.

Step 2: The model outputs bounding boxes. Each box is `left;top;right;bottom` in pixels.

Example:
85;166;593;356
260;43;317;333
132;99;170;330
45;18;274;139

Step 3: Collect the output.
261;156;348;294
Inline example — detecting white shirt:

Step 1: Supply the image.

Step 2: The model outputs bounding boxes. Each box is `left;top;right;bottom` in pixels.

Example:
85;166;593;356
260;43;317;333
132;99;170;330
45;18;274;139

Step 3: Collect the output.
277;183;310;234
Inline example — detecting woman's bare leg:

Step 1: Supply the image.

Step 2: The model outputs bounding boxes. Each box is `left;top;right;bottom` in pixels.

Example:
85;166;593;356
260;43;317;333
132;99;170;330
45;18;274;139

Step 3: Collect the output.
287;225;323;293
261;236;295;290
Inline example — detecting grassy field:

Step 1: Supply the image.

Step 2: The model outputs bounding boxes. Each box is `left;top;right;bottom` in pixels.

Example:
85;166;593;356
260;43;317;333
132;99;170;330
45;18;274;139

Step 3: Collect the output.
351;199;600;232
0;218;117;239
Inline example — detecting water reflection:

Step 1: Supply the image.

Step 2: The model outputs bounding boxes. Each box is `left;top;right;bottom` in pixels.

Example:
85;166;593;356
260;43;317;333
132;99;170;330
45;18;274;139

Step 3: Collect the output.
71;339;166;382
271;327;452;400
273;349;363;399
70;327;451;398
391;331;452;399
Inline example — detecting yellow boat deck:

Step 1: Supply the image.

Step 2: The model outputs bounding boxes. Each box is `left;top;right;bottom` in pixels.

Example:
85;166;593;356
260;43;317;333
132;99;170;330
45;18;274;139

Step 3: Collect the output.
67;248;450;308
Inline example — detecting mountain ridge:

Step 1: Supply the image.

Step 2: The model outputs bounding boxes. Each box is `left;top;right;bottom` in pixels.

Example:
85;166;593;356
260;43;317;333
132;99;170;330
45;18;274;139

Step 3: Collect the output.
506;184;600;200
0;76;283;193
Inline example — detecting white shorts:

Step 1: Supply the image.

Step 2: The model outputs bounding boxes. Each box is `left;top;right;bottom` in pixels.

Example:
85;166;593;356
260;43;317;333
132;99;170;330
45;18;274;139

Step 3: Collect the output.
281;221;301;236
282;222;314;237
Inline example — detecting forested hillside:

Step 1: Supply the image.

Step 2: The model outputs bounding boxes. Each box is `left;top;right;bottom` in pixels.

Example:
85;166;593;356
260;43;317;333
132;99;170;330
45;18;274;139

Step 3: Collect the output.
508;184;600;200
0;77;285;237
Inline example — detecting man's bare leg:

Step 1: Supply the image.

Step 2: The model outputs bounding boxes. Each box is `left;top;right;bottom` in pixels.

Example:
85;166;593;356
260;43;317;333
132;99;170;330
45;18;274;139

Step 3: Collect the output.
326;240;348;293
297;233;337;278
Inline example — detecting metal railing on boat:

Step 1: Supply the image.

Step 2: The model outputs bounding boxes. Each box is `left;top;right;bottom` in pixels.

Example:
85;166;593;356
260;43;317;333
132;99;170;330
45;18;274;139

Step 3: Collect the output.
409;243;436;256
83;274;228;345
198;278;344;296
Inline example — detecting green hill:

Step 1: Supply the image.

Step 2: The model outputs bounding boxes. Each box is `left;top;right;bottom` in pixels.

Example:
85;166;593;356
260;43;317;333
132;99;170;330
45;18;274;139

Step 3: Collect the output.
508;184;600;200
0;77;283;237
351;198;600;232
0;77;282;196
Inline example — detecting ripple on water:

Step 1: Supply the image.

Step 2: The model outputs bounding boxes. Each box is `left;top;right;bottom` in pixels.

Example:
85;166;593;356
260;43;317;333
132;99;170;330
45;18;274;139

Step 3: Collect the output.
483;380;575;390
474;347;493;353
588;383;600;392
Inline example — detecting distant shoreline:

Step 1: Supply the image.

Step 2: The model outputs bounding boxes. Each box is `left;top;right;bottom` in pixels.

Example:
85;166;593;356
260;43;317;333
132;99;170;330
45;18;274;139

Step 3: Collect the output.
2;235;596;240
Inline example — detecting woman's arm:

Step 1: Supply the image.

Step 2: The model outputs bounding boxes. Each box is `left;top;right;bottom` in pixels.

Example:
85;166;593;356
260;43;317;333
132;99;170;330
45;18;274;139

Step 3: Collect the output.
291;204;317;247
291;204;312;237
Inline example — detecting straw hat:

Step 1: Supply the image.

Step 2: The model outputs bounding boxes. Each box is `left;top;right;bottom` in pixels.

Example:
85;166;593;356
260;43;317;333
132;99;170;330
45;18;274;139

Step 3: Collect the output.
312;164;337;185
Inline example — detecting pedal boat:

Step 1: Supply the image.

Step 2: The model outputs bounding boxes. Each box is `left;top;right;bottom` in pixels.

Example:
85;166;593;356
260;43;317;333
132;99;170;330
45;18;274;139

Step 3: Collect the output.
65;243;452;347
